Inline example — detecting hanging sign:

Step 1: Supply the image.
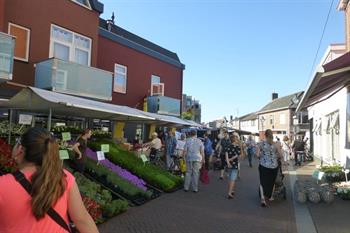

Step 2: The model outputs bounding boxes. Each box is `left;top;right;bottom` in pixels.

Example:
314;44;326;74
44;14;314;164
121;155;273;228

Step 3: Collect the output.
101;144;110;153
19;114;33;125
59;150;70;160
97;151;106;161
62;132;71;141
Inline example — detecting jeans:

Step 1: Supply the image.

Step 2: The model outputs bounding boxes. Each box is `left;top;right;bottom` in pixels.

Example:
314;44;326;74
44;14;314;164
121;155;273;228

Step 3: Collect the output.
247;149;254;167
184;161;202;192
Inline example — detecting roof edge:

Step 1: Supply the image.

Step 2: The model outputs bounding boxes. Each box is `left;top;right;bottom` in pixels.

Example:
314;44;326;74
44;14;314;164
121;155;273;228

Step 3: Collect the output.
99;27;185;69
89;0;104;14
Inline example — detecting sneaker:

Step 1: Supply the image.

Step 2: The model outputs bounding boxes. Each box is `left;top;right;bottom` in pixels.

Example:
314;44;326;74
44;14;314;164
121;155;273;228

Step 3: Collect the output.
193;190;198;193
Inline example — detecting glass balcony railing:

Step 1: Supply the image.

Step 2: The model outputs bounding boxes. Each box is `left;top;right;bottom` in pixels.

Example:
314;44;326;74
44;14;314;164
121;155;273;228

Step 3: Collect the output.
147;96;180;116
0;32;15;81
35;58;113;101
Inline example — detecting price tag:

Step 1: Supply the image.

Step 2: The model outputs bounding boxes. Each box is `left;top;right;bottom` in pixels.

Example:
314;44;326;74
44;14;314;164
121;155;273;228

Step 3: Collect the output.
61;132;71;141
59;150;70;160
97;151;105;161
101;144;110;153
140;154;148;163
19;114;33;125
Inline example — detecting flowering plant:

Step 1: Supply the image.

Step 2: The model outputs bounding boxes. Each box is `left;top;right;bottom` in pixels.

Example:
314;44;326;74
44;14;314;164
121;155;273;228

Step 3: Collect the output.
335;182;350;200
0;138;16;174
81;195;103;223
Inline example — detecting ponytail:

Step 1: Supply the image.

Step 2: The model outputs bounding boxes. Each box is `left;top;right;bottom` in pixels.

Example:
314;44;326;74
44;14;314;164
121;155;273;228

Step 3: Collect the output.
21;128;66;220
31;138;65;219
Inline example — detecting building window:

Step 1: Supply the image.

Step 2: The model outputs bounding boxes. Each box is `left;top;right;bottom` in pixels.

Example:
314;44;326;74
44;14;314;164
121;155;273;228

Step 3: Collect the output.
114;64;127;93
270;115;274;125
71;0;91;9
151;75;160;84
50;24;91;66
8;23;30;62
280;113;286;124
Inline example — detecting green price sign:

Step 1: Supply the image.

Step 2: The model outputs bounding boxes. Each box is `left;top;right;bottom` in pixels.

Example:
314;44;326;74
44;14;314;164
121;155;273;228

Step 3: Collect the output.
61;132;71;141
101;144;110;153
59;150;70;160
140;154;148;163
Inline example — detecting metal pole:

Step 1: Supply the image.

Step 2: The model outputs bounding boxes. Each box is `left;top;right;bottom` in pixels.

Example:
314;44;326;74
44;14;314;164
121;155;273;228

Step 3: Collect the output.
48;108;52;131
8;109;13;144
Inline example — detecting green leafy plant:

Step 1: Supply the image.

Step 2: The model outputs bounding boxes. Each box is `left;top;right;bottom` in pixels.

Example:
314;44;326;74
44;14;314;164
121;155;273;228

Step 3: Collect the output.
88;140;183;192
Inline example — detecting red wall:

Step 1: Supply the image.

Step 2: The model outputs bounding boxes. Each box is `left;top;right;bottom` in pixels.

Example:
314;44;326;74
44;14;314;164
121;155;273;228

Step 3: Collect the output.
3;0;100;86
97;35;183;108
0;0;4;32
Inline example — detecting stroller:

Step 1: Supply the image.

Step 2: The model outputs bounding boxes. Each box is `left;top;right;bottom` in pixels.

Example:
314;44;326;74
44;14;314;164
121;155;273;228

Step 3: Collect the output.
273;160;287;200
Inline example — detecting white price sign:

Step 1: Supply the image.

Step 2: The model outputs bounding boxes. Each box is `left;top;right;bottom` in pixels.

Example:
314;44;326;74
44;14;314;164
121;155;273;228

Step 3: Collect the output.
96;151;105;161
19;114;33;125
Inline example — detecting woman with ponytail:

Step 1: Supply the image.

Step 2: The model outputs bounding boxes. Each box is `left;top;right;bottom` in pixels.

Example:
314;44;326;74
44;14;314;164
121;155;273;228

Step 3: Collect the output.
256;129;282;207
0;127;99;233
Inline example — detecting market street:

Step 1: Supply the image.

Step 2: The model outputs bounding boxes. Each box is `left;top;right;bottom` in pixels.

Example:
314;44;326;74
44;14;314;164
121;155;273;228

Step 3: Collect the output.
99;158;297;233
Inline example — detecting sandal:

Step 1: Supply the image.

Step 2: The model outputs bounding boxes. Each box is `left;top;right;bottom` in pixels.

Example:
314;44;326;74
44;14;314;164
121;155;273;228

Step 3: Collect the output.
228;194;234;199
260;200;267;207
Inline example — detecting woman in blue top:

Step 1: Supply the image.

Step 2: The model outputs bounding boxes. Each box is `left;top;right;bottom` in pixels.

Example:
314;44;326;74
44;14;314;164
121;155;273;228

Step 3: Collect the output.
256;129;282;207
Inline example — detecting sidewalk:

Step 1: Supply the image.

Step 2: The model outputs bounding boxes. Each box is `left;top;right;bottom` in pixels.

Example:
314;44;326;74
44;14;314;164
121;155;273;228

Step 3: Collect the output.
292;159;350;233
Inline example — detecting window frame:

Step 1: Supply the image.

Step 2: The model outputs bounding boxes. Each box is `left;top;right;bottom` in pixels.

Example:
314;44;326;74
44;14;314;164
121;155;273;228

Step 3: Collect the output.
49;24;92;66
114;64;127;94
151;75;161;84
71;0;92;10
8;22;31;62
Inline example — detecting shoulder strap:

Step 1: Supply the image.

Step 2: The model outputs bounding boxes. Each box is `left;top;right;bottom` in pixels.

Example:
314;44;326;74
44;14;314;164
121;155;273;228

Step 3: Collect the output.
12;171;72;233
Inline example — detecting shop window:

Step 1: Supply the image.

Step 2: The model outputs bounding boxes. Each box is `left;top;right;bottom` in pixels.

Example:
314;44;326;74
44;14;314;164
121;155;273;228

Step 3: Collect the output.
50;24;91;66
114;64;127;93
8;23;30;62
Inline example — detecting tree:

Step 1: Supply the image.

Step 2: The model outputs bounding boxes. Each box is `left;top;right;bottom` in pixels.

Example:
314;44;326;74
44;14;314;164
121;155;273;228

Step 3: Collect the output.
181;111;193;120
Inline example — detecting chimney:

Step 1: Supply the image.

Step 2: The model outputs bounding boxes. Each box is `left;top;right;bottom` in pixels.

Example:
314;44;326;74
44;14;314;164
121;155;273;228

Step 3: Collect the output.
106;12;115;32
272;93;278;100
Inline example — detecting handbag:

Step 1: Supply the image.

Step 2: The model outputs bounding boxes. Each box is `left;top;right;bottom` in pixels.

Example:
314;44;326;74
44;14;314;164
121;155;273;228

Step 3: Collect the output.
12;171;75;233
200;165;209;185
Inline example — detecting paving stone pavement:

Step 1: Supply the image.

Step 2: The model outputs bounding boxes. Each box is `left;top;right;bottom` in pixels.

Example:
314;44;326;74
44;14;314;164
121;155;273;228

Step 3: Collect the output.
99;159;297;233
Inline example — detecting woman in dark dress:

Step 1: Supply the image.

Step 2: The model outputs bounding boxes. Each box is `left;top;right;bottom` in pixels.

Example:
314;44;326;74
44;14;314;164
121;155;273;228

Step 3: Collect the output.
72;129;92;172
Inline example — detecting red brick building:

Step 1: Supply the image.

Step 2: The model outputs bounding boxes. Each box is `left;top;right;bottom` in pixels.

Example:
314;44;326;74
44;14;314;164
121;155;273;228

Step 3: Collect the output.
0;0;184;116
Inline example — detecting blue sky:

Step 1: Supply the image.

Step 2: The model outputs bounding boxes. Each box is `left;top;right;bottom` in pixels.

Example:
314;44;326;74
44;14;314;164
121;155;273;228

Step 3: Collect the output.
101;0;344;123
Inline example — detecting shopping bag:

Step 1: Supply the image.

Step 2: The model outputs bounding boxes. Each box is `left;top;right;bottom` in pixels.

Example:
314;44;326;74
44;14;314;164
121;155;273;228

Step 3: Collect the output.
200;166;210;185
179;159;186;173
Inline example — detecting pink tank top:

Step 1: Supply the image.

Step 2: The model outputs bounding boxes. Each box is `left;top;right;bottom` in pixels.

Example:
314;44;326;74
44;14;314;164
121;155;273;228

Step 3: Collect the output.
0;169;75;233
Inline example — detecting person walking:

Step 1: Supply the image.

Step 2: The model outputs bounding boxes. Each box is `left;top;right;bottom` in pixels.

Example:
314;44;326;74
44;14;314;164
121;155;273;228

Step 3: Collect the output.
282;135;291;165
0;127;98;233
246;135;256;168
226;133;244;199
165;131;177;169
72;128;92;172
292;135;305;166
203;133;213;170
257;129;282;207
216;130;230;180
183;129;205;193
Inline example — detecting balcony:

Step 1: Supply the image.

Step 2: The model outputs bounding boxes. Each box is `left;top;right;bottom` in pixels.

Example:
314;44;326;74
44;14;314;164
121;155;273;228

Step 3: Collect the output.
147;96;180;116
0;32;15;82
35;58;112;101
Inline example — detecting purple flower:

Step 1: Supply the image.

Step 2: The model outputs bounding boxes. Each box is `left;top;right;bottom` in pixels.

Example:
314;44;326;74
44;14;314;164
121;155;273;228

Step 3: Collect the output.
86;148;147;191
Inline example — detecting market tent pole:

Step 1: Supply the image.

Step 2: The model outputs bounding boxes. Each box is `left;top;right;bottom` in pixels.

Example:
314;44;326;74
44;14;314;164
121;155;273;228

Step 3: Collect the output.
47;108;52;131
8;109;13;144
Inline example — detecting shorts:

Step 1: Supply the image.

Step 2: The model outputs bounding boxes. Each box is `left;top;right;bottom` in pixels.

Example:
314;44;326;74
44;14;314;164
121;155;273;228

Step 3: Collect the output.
228;168;238;181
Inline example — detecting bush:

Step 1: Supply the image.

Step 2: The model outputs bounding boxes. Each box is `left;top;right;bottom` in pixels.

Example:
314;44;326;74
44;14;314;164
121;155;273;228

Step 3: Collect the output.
320;165;348;183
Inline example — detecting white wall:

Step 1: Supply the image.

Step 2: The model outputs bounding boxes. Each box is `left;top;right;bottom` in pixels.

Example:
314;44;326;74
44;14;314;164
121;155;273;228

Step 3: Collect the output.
308;87;350;166
240;119;259;141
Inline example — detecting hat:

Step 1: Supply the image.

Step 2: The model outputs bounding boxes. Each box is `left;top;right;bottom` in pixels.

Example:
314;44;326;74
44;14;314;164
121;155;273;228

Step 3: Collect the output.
152;132;158;137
